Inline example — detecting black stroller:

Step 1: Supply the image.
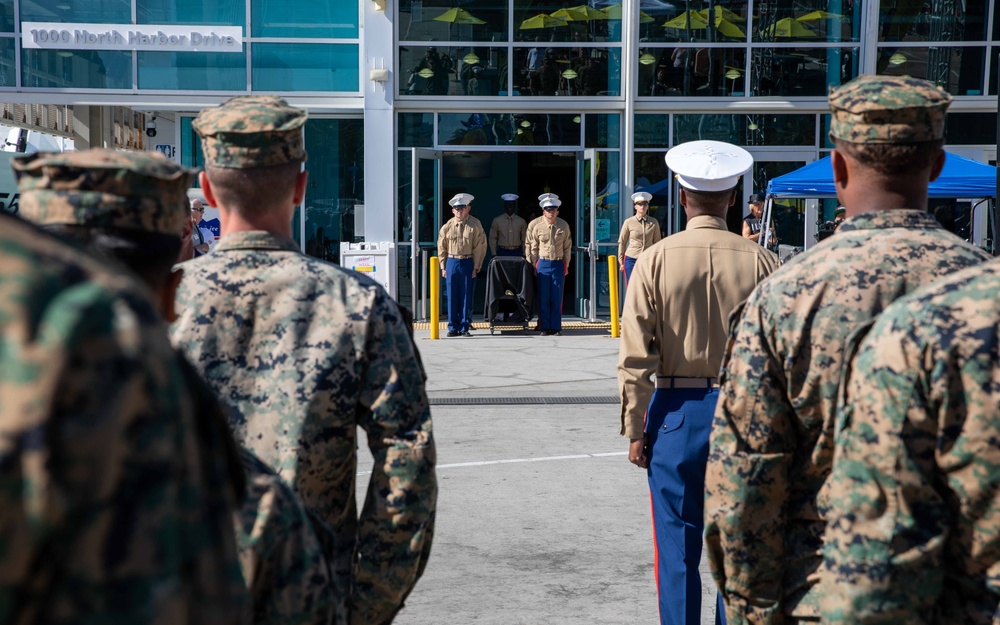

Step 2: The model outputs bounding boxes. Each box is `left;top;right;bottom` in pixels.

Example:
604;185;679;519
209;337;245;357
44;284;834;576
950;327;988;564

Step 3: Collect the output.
483;257;535;334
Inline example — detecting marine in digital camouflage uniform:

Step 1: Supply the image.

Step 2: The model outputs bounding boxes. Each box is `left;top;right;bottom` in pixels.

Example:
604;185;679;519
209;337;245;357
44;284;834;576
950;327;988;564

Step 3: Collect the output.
16;148;334;625
704;75;993;624
1;152;249;624
170;95;437;625
820;257;1000;624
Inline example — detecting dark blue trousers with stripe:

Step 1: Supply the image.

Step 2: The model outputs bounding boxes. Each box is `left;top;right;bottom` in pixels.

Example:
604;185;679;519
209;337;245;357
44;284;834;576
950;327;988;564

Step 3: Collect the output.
536;258;564;332
646;386;726;625
623;255;638;286
445;257;475;333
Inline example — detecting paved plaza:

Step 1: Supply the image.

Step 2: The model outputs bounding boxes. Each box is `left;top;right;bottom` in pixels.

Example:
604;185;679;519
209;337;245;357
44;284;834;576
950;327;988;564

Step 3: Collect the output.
356;322;721;624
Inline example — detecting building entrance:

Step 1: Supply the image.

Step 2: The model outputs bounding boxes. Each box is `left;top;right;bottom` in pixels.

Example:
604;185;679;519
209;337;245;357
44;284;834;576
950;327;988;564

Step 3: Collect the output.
403;150;584;320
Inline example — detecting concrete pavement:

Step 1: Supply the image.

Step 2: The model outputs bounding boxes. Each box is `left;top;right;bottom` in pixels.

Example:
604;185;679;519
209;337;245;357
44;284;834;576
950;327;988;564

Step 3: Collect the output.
357;321;721;624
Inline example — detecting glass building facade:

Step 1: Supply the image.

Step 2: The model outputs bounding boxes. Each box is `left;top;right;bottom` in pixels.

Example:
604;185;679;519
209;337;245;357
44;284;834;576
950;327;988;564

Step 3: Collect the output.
2;0;999;311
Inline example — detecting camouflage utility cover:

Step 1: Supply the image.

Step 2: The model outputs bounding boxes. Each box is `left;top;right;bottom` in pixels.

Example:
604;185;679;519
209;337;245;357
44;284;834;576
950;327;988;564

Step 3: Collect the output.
170;230;436;625
829;74;952;144
0;213;248;624
12;148;195;235
705;211;990;624
193;96;308;169
823;258;1000;624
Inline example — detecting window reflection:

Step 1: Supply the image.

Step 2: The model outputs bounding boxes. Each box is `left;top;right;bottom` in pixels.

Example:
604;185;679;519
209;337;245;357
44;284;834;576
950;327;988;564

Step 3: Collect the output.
881;0;986;42
514;0;621;43
139;51;247;91
303;119;365;262
752;47;857;97
251;0;358;38
20;0;130;23
639;46;745;96
673;114;815;146
512;46;620;96
399;0;507;43
438;113;581;146
399;113;434;148
22;49;131;89
252;44;359;92
137;0;244;25
584;113;621;148
400;46;506;96
0;38;13;86
877;47;985;95
0;0;12;32
752;2;860;43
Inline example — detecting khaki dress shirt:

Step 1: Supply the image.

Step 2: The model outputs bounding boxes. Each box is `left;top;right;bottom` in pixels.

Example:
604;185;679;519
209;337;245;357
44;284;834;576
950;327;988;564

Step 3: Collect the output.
617;215;778;439
617;215;661;259
438;215;487;271
489;213;528;255
525;217;572;266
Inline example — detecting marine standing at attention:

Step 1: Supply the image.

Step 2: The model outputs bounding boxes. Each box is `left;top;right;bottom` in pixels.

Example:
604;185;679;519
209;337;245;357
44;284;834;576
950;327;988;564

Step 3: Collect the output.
822;255;1000;624
17;149;336;625
617;190;661;286
618;140;778;625
170;95;437;625
438;192;487;337
2;152;249;624
704;75;991;625
489;193;527;257
525;193;572;336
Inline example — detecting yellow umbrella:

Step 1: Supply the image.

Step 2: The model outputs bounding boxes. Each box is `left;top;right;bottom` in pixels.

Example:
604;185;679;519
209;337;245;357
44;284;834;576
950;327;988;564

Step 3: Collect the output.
601;3;655;23
766;17;818;38
797;10;845;21
698;6;745;22
664;11;745;39
664;11;709;30
551;5;608;21
433;7;486;25
520;13;568;29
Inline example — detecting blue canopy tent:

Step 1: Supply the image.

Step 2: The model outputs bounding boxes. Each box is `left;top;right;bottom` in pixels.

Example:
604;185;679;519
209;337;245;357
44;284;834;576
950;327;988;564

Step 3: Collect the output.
766;152;998;198
762;152;997;255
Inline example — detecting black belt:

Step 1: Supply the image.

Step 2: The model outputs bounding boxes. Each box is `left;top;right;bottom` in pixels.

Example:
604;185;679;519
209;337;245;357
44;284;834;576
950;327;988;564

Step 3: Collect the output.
655;376;719;389
499;246;522;250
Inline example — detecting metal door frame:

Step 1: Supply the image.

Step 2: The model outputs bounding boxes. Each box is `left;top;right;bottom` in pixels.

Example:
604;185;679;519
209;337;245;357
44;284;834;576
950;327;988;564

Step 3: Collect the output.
749;149;816;254
576;148;599;321
411;148;442;318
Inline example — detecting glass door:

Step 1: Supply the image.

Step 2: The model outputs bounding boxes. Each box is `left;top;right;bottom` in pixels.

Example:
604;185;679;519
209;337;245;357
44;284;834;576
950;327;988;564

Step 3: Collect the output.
576;148;598;320
409;148;442;319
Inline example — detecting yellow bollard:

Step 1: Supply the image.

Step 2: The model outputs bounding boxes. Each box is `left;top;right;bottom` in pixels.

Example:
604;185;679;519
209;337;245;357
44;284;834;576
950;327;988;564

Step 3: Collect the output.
608;255;620;338
430;256;441;340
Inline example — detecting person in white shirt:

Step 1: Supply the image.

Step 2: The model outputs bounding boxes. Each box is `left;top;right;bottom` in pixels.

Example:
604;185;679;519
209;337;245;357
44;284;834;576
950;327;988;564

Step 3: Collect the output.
191;199;215;257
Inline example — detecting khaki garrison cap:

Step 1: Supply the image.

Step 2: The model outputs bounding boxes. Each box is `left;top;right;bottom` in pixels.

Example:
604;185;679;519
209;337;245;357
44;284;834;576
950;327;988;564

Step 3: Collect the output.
13;149;195;236
828;74;952;144
193;95;308;168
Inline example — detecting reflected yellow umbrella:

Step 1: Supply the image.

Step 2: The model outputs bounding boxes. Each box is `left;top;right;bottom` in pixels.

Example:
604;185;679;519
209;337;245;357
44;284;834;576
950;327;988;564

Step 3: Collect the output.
601;3;655;23
551;5;608;21
698;6;745;22
664;11;708;29
520;13;568;29
797;10;845;21
765;17;818;38
664;11;745;39
433;7;486;25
